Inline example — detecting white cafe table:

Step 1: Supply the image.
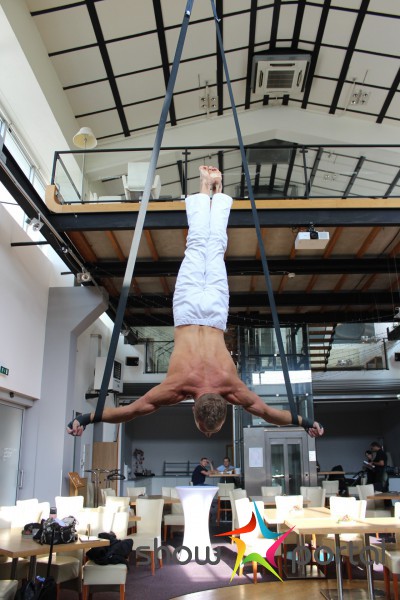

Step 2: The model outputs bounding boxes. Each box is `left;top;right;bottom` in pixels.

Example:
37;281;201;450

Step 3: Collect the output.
176;486;218;561
284;516;399;600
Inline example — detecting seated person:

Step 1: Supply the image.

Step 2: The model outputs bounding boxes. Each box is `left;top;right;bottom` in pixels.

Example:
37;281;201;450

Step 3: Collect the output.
217;456;237;483
191;457;212;486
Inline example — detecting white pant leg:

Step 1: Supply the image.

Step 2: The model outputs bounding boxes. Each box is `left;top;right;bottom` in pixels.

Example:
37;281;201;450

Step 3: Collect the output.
173;193;210;326
173;192;232;331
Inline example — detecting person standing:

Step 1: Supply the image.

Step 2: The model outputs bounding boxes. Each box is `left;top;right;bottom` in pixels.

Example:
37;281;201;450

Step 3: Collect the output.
370;441;388;492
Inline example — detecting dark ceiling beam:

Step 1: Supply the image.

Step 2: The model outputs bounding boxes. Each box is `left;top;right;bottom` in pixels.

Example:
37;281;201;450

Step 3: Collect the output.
91;257;400;277
270;0;281;50
377;67;400;124
342;156;365;198
301;0;331;109
153;0;177;126
244;0;258;110
124;290;399;309
85;0;130;136
216;0;224;116
292;0;306;49
329;0;370;114
116;309;387;328
49;207;400;231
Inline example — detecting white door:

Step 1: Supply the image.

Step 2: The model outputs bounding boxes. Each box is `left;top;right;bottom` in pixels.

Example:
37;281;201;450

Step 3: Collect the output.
0;402;23;505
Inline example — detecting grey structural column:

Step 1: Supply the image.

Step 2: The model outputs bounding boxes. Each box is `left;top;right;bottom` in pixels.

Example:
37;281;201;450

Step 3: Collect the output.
32;286;108;501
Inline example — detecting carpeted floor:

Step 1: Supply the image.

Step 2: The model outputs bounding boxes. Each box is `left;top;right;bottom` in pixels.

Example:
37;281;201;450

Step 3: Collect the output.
61;523;386;600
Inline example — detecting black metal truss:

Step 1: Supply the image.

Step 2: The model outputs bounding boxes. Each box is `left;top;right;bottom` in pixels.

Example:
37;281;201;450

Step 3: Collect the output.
91;257;400;278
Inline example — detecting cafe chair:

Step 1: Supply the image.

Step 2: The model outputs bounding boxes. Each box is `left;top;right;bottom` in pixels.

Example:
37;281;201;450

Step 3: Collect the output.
105;496;130;511
261;485;282;498
55;495;84;518
163;488;184;540
356;484;392;517
322;480;340;503
0;580;18;600
300;486;326;507
36;551;82;600
216;483;235;525
317;497;367;580
161;487;172;497
0;556;29;583
275;495;304;566
230;489;247;543
99;489;116;506
235;498;283;583
82;512;130;600
126;487;146;498
122;162;161;200
381;503;400;599
128;498;164;575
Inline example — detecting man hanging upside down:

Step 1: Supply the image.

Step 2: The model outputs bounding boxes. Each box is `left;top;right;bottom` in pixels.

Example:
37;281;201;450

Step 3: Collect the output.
67;166;324;439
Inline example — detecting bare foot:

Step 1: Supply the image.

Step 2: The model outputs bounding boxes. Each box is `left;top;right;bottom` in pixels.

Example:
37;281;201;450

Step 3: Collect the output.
209;166;222;194
199;165;211;194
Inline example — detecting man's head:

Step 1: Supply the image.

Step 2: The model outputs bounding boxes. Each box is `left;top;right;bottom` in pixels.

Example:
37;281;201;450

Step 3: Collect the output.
223;457;231;468
200;457;209;467
193;393;227;438
370;441;381;451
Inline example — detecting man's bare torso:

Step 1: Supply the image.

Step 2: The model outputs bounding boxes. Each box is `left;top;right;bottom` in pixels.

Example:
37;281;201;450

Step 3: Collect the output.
167;325;240;400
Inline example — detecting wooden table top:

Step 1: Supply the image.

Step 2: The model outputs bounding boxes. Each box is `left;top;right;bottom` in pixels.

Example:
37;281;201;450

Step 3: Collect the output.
129;495;180;506
367;492;400;500
264;506;330;525
0;528;109;559
318;471;345;476
208;473;239;477
284;516;400;535
250;495;311;507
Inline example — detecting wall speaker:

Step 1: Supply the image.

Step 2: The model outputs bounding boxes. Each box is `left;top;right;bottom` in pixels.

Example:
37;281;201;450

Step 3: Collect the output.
126;356;139;367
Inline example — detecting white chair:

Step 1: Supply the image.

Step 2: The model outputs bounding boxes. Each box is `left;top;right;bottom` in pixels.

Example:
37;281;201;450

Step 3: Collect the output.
261;485;282;498
82;512;130;600
229;489;247;534
356;484;392;517
300;486;326;507
381;503;400;599
0;581;18;600
216;483;235;525
275;495;304;566
126;487;146;498
318;497;367;580
99;488;116;506
161;487;172;497
163;488;184;540
235;498;282;583
122;162;161;200
128;498;164;575
322;480;339;502
55;496;84;518
36;551;82;600
105;496;130;511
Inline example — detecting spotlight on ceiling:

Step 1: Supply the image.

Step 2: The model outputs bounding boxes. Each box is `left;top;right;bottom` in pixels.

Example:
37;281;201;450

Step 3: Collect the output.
76;270;92;284
295;223;330;250
26;216;44;232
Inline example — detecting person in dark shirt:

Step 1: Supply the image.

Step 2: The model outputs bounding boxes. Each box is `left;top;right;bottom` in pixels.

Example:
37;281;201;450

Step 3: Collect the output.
370;441;388;492
191;457;211;485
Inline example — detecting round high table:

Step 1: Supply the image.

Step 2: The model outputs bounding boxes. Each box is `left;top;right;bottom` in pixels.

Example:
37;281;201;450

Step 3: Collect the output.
176;485;218;561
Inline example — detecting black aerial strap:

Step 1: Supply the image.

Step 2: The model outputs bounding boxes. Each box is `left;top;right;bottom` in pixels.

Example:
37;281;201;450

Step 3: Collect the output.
94;0;195;422
209;0;298;425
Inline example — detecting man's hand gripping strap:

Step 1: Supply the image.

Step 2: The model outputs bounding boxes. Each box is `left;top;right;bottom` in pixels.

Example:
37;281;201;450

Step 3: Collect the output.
67;413;92;431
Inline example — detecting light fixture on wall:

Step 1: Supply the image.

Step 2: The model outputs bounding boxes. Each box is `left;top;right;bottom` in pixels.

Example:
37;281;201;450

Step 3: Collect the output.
72;127;97;202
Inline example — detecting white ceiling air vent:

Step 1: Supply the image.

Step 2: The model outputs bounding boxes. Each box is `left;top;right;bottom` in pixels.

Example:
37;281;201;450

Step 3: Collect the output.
252;53;311;95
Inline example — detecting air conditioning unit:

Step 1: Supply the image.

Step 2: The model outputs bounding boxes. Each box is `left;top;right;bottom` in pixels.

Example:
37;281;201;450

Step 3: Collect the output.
94;356;123;393
252;53;311;95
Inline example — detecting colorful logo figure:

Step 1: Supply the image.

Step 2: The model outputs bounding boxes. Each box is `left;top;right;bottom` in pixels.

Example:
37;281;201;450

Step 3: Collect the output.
216;501;294;582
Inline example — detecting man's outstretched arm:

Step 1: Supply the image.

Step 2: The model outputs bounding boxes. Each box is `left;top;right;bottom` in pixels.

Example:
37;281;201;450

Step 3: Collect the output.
67;378;184;436
230;381;324;438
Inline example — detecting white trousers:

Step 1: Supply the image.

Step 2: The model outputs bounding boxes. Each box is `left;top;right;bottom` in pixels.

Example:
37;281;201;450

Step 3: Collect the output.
173;192;233;331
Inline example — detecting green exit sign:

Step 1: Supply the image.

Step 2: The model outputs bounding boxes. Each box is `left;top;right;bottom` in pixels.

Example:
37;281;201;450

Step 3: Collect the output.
0;366;9;376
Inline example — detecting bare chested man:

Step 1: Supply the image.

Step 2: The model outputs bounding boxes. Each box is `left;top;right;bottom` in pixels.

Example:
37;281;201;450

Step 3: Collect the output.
68;166;323;439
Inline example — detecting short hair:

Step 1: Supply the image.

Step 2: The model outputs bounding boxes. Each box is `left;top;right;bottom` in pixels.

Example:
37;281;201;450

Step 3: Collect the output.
223;457;230;462
200;457;208;461
370;441;381;448
194;393;227;432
